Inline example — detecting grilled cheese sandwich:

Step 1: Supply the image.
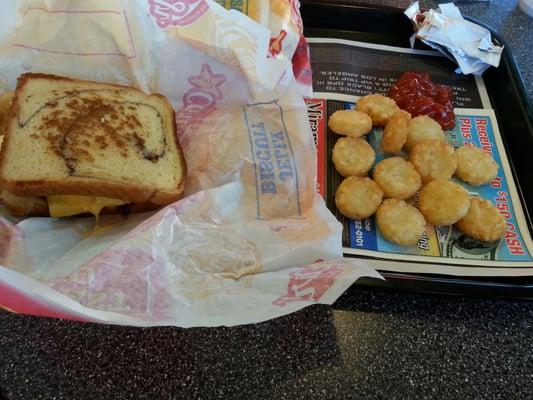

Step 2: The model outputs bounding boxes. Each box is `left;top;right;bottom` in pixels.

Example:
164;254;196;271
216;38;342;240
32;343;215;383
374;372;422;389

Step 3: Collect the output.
0;73;186;217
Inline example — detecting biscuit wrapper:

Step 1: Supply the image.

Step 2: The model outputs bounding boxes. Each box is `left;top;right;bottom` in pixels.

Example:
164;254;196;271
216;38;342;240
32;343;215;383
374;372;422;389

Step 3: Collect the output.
0;0;379;327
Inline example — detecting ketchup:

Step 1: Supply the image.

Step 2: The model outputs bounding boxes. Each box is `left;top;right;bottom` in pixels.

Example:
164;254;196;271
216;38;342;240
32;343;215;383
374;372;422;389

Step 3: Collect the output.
389;72;455;130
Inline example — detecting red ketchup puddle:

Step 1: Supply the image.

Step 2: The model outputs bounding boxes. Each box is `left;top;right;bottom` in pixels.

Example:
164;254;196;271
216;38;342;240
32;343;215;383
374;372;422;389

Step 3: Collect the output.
389;71;455;130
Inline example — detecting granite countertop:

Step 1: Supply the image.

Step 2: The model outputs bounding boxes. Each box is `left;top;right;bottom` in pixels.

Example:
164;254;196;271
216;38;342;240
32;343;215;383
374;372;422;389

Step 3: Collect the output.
1;287;532;400
1;2;532;400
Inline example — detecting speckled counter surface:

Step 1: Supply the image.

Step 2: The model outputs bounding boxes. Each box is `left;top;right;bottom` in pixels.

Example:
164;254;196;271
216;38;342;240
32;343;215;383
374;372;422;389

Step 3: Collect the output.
1;287;532;400
1;2;533;400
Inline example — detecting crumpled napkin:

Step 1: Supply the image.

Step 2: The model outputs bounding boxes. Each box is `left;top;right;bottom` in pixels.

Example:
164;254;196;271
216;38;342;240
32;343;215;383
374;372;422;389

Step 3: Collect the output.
405;2;504;75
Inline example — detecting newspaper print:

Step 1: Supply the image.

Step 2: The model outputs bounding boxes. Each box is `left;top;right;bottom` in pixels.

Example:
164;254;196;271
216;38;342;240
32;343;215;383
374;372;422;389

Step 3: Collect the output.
306;37;533;275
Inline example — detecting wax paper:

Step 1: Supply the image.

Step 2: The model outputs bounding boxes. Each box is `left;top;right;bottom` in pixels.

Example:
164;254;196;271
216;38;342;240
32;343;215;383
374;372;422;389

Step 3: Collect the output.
0;0;379;326
405;2;504;75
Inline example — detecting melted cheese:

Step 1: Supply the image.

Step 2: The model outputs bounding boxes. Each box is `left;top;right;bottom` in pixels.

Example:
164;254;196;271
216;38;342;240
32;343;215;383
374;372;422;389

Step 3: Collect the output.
48;195;126;218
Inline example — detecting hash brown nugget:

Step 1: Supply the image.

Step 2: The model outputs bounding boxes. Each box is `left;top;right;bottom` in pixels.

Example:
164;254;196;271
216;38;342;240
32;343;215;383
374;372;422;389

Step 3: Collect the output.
409;139;457;183
328;109;373;137
419;179;470;225
332;137;375;177
455;146;499;186
356;94;399;126
373;157;421;200
376;199;426;246
335;176;383;220
382;110;411;153
404;115;445;151
456;197;506;242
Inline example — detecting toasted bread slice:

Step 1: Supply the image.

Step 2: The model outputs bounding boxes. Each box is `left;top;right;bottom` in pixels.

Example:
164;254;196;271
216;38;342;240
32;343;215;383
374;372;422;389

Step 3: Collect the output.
0;73;186;208
1;189;48;216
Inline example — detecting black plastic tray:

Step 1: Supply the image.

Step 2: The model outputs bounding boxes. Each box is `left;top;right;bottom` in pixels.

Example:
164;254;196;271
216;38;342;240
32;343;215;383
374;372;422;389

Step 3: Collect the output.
300;1;533;299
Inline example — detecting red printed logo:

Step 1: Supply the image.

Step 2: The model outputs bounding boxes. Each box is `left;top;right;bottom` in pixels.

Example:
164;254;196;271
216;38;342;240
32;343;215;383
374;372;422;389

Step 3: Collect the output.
269;30;287;57
175;63;226;148
292;35;312;86
148;0;209;28
273;263;342;306
51;248;173;319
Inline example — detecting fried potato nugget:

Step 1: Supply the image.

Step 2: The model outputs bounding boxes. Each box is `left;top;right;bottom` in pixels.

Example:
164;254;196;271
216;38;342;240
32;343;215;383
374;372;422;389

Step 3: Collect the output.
455;146;499;186
419;179;470;225
376;199;427;246
382;110;411;153
373;157;421;200
456;197;506;242
404;115;445;151
409;139;457;183
328;109;373;137
332;137;375;177
335;176;383;220
356;94;399;126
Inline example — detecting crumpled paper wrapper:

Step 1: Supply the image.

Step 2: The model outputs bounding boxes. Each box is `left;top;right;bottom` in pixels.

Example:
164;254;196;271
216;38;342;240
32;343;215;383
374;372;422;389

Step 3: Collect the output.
405;2;504;75
0;0;380;327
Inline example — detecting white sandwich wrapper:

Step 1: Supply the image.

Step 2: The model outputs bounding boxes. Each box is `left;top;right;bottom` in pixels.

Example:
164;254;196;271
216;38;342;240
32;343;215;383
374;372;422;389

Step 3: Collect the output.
405;2;504;75
0;0;380;327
